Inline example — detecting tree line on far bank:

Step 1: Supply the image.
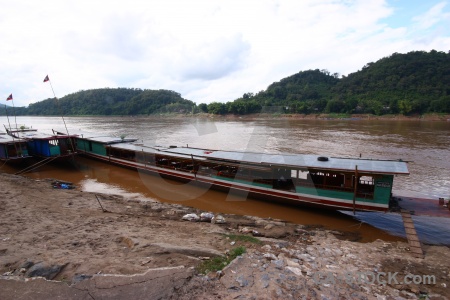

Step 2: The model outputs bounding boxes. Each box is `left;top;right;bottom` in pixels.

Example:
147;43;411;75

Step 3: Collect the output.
2;50;449;117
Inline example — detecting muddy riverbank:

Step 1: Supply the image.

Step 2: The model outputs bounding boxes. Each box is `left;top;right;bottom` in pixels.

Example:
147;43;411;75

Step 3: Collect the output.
0;173;449;299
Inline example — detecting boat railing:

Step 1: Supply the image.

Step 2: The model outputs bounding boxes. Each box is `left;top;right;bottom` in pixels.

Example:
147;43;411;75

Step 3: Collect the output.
8;124;34;131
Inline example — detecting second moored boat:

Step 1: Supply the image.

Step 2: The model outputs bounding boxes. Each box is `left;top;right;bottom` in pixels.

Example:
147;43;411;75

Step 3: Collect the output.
57;129;409;213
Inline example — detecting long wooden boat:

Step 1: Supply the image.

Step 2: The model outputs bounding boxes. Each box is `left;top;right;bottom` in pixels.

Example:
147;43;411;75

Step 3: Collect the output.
6;126;77;160
0;131;32;163
61;130;410;212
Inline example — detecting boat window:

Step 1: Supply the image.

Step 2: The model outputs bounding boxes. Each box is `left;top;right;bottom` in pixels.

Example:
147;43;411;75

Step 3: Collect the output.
359;176;374;185
298;170;309;180
49;139;59;146
291;170;297;178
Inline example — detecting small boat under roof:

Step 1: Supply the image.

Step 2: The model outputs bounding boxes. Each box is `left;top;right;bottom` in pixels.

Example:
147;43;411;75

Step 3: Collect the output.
6;126;77;160
0;131;32;163
61;130;410;213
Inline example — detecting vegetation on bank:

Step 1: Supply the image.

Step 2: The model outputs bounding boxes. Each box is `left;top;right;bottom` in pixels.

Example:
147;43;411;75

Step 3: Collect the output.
196;246;246;274
223;234;262;244
2;50;449;117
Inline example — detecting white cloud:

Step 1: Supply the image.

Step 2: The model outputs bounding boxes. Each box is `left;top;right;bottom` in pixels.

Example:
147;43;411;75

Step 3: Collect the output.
0;0;449;107
412;2;450;30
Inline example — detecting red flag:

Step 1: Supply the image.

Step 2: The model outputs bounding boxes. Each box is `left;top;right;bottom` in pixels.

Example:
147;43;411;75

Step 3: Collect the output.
6;94;13;101
43;75;49;82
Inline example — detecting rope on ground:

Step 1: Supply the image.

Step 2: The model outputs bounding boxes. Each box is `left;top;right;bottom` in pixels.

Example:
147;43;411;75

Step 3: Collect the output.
95;194;107;212
347;221;364;229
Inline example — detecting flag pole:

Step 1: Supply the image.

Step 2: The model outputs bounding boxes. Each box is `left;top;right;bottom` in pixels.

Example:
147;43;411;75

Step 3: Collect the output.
4;104;13;134
43;75;75;153
11;100;18;129
5;94;15;132
4;99;20;158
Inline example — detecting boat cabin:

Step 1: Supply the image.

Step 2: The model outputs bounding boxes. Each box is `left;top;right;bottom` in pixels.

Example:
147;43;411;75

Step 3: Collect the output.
0;132;29;160
7;128;76;158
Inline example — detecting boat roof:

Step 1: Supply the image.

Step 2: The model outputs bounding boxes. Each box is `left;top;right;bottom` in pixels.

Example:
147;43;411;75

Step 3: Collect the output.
66;129;409;175
55;129;138;144
10;129;75;140
0;131;27;143
111;143;410;175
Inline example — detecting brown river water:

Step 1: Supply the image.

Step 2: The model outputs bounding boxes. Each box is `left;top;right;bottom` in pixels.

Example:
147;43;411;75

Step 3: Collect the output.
1;116;449;245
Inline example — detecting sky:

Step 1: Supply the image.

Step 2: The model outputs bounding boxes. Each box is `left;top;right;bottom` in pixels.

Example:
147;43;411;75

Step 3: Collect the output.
1;0;449;107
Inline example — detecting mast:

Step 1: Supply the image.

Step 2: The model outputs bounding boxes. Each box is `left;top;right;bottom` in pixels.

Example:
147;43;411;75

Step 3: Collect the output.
43;75;75;153
4;103;13;134
4;95;20;157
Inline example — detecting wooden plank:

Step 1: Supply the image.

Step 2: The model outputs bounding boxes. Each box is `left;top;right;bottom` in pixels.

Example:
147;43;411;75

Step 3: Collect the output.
401;210;424;259
409;240;421;246
405;228;416;235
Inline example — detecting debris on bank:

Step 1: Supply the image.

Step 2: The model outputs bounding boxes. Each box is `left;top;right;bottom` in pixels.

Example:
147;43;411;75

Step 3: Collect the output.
51;180;75;189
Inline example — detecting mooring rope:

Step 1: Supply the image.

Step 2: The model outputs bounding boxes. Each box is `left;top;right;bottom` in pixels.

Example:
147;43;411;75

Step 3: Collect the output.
14;156;58;175
0;159;8;169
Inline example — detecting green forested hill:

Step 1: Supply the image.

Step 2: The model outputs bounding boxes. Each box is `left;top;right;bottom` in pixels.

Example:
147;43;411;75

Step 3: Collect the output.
210;50;449;115
330;50;450;114
23;88;196;116
2;50;449;116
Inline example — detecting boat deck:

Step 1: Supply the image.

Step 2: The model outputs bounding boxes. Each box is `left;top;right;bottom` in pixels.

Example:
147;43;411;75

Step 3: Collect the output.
393;196;450;218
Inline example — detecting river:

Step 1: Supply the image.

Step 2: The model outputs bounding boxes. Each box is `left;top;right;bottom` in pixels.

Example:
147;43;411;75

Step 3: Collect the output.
1;115;449;245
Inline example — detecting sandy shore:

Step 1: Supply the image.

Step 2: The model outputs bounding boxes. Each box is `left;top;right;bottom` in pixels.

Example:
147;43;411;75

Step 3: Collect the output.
0;173;449;299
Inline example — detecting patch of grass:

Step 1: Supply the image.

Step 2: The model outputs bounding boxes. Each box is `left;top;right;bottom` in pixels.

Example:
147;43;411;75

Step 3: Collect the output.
196;246;246;274
223;234;262;244
272;113;282;118
326;113;352;119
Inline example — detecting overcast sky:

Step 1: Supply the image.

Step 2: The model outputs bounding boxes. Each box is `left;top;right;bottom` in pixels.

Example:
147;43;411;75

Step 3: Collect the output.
1;0;449;107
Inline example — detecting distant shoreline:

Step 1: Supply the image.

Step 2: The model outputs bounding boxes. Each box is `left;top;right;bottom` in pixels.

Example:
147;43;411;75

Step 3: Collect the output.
197;112;450;121
144;112;450;121
5;113;450;121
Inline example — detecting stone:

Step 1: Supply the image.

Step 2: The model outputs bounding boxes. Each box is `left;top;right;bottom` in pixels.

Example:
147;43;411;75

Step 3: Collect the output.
200;212;214;222
272;259;284;270
264;224;275;230
211;215;226;224
286;266;303;276
252;230;262;237
263;253;277;260
236;275;249;287
261;245;272;251
255;219;269;226
20;260;34;269
72;274;93;284
25;262;67;280
239;227;252;234
182;213;200;222
285;258;300;268
297;253;315;262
